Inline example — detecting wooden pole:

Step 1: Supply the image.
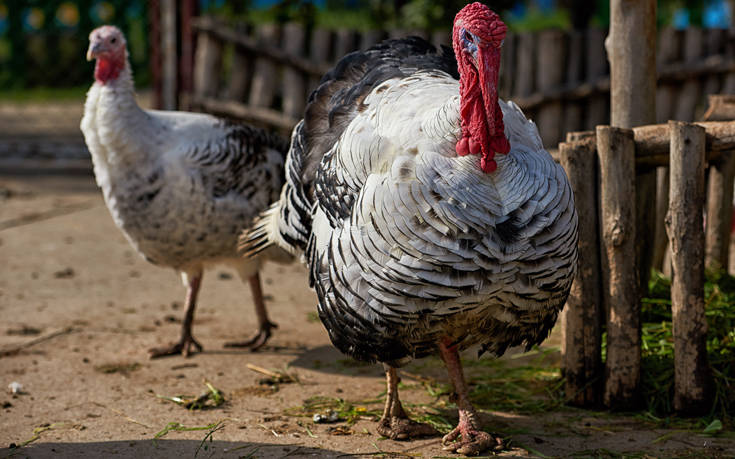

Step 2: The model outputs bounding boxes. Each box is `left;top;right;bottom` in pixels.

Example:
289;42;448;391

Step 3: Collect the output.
558;136;602;407
249;24;280;109
597;126;641;410
665;121;714;415
535;30;565;147
608;0;657;296
192;29;222;99
282;23;307;119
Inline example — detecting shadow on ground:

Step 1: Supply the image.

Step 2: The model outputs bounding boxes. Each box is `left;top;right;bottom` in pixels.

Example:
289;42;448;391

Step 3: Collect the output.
3;440;344;459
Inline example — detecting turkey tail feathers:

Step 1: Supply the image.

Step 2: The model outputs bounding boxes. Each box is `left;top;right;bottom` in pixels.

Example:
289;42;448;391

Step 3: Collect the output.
240;120;313;259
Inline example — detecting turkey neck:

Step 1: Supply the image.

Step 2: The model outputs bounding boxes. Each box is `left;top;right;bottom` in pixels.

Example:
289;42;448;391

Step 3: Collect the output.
90;58;158;169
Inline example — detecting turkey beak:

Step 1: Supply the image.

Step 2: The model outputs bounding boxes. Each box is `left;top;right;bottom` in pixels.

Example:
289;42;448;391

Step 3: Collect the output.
87;42;103;61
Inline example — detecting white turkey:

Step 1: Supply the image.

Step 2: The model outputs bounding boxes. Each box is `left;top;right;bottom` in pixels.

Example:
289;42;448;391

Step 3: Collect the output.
82;25;291;358
243;3;577;455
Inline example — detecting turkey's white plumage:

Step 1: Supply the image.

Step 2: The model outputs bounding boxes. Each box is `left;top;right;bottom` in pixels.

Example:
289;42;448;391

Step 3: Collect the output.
243;12;577;451
82;26;289;356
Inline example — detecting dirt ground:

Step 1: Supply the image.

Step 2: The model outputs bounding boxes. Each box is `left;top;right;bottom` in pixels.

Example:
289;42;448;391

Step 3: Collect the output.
1;167;734;459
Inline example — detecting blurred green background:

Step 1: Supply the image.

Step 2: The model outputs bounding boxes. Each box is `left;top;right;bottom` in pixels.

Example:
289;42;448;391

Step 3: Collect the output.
0;0;731;96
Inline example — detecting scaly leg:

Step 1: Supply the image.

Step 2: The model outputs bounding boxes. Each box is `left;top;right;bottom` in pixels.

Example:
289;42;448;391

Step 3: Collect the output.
149;269;204;358
376;364;438;440
438;339;503;455
224;272;277;350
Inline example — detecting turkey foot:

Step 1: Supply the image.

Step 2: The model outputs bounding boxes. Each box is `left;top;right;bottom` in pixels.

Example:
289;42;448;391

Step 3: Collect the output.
438;338;503;455
149;334;203;359
441;417;503;455
224;320;277;351
377;415;438;440
377;365;438;440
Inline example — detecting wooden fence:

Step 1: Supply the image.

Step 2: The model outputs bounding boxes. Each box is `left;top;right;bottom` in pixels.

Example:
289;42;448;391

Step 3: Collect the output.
184;17;735;148
559;95;735;413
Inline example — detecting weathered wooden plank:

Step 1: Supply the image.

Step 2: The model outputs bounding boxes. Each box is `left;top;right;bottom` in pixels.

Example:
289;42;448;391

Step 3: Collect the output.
227;23;253;102
704;95;735;271
562;30;584;144
515;32;535;98
674;28;704;122
333;28;357;60
656;28;680;123
192;17;330;77
193;30;223;99
597;126;640;410
535;29;565;147
249;24;280;108
585;28;608;131
160;0;177;109
558;137;602;407
282;23;307;118
666;121;714;415
309;27;332;93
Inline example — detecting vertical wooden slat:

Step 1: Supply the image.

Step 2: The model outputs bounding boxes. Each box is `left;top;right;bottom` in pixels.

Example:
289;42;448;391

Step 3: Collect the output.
282;23;307;118
160;0;177;110
361;29;385;50
178;0;196;109
584;28;608;130
309;28;332;93
535;30;566;147
674;28;704;122
333;28;357;60
562;30;584;140
652;167;670;272
499;32;515;100
227;24;253;102
666;121;713;415
515;32;534;98
703;29;726;100
148;0;162;109
193;28;222;99
597;126;640;410
559;135;602;407
248;24;280;108
704;95;735;271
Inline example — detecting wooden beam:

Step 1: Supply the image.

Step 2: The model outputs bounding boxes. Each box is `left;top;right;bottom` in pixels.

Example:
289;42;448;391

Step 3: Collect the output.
160;0;177;110
189;95;298;132
192;16;331;78
597;125;641;410
665;121;714;415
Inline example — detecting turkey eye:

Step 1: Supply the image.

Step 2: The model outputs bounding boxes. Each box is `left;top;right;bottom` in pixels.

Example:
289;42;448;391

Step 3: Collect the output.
111;37;117;44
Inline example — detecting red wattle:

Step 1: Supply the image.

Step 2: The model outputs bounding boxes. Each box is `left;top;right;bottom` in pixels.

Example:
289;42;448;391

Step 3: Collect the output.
456;137;470;156
481;157;497;173
469;137;481;155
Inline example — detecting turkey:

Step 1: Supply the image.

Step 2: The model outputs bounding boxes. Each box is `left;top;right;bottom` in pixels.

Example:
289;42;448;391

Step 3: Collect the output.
82;25;291;358
242;3;577;455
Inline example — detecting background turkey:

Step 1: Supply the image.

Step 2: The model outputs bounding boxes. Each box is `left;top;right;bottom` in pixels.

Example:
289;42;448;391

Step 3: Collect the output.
82;25;291;358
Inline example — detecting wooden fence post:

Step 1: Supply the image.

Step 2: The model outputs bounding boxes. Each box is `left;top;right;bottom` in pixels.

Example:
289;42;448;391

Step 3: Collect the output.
227;24;253;102
608;0;657;296
535;29;565;147
666;121;714;415
597;126;641;410
558;135;602;407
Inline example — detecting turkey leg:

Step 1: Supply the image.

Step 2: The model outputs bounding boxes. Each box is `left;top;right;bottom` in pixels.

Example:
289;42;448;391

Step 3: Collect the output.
376;364;438;440
438;339;503;455
149;270;204;358
224;272;277;350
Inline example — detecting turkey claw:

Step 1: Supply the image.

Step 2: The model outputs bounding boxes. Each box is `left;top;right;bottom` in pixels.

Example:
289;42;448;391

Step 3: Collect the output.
441;427;503;456
377;416;438;441
149;335;203;359
224;321;277;351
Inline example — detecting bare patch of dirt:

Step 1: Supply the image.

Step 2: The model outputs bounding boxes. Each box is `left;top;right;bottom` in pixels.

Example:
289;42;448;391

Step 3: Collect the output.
1;171;734;458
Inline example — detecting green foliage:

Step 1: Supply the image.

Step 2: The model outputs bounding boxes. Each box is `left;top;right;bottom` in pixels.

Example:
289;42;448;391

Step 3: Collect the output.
639;269;735;420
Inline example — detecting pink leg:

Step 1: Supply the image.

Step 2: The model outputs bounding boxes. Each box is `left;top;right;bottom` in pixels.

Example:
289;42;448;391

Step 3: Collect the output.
438;339;503;455
224;272;277;350
376;364;438;440
149;270;204;359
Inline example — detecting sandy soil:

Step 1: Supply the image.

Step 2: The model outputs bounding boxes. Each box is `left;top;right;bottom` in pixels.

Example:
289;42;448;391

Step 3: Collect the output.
1;169;734;459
